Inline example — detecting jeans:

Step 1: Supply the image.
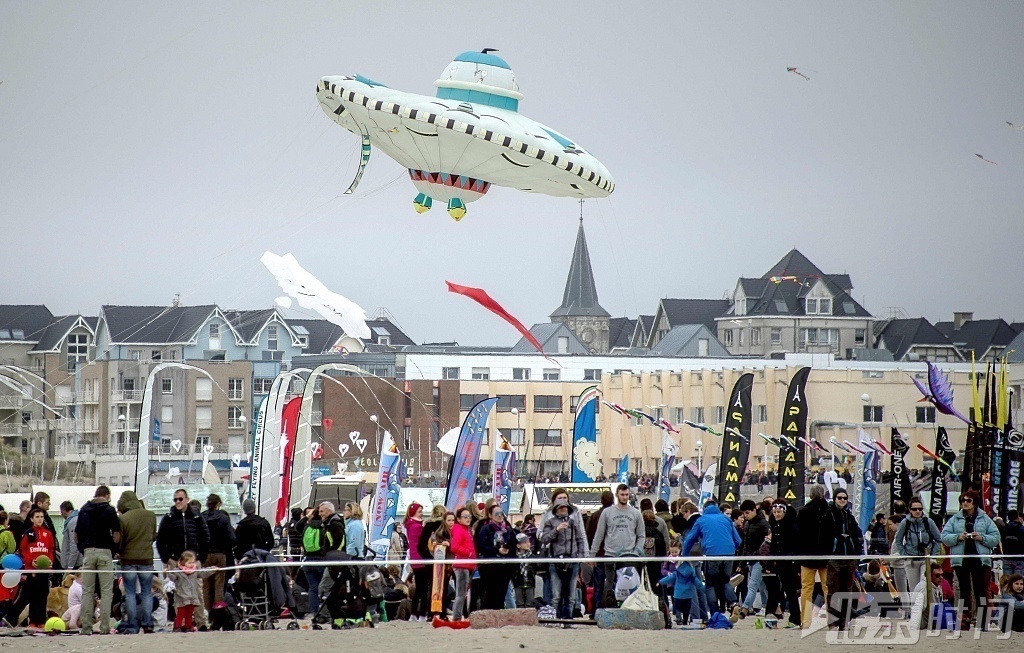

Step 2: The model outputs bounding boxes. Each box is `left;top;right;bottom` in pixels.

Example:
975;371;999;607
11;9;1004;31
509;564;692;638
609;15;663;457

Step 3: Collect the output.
504;580;516;609
120;564;154;632
954;560;990;625
692;563;709;622
549;563;580;619
1004;560;1024;578
904;561;925;603
704;560;731;613
304;560;325;616
826;562;856;631
81;548;115;634
453;568;472;620
742;562;765;610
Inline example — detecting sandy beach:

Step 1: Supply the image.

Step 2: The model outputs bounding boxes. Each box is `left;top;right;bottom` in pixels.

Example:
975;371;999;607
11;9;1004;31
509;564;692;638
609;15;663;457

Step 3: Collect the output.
2;619;1018;653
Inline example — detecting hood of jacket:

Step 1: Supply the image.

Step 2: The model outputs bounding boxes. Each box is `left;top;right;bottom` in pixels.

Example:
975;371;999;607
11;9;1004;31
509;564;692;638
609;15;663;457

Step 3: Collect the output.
117;490;142;513
79;497;113;519
702;504;722;517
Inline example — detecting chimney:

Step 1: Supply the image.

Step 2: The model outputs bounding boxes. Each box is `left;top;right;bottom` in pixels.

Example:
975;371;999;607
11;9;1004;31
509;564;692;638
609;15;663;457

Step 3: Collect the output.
172;293;181;308
953;311;973;330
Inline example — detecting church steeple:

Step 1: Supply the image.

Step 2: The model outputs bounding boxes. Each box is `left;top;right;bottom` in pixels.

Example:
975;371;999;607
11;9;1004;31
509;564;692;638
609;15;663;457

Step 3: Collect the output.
550;216;610;353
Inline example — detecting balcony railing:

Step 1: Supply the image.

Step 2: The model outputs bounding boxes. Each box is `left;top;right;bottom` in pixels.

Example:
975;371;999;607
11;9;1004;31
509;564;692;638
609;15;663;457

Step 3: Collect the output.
111;390;144;403
311;411;322;426
112;417;142;431
56;418;100;432
0;424;20;436
55;441;248;460
0;396;23;410
57;389;100;405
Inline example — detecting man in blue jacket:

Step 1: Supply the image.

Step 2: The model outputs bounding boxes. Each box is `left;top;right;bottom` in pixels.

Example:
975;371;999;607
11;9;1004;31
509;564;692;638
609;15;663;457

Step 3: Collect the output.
682;500;741;614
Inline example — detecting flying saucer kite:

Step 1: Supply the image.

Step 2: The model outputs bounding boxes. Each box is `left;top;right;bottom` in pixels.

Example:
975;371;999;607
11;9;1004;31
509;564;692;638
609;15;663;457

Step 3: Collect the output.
316;49;614;220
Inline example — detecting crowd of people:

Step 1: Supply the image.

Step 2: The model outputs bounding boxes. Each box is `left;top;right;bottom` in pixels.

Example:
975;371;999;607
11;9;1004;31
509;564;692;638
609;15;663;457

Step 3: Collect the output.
0;482;1022;635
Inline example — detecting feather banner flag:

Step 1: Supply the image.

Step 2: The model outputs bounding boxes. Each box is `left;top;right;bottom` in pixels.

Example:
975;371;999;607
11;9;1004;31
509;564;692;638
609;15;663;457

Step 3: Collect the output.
492;435;516;515
370;431;402;559
571;386;601;482
858;449;879;533
275;397;301;525
446;281;545;355
717;373;754;504
890;428;913;512
445;397;498;511
659;432;678;504
617;455;630;485
927;427;958;527
777;367;810;505
699;462;718;508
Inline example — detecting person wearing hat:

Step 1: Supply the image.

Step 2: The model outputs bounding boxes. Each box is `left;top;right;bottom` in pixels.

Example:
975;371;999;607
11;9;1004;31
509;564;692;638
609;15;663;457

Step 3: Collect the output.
540;496;588;619
234;499;275;560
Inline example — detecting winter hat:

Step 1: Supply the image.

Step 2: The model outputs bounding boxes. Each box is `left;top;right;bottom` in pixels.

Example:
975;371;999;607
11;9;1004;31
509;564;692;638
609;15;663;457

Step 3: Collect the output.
553;497;569;508
242;499;256;515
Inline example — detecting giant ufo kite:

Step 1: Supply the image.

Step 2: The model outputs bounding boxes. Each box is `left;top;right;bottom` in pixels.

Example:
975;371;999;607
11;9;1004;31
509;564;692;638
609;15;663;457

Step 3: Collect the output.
316;49;614;220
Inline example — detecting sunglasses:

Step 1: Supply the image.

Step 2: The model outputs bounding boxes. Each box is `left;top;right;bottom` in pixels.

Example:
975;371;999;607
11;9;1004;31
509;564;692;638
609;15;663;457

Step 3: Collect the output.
961;498;974;504
910;506;923;511
174;497;186;503
835;496;848;501
772;505;786;510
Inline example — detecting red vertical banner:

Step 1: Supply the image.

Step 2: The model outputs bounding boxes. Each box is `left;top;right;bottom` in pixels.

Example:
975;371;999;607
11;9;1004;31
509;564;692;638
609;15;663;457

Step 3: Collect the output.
276;397;302;525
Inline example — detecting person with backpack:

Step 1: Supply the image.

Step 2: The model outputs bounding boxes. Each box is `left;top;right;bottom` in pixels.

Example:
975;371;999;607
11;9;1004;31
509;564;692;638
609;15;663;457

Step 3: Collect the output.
301;508;328;619
234;499;274;560
823;489;863;631
796;485;833;629
893;496;942;600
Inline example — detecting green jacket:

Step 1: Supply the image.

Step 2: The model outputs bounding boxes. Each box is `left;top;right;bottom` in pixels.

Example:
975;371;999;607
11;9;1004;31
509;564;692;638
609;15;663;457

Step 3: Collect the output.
117;491;156;565
0;526;15;557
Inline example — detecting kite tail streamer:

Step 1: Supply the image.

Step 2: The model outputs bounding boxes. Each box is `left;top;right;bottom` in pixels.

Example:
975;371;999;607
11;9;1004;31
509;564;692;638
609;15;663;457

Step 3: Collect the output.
344;124;372;194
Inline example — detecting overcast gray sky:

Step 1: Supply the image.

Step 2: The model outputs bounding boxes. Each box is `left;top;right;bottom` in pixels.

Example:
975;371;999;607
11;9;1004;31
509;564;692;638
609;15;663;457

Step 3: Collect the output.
2;2;1022;345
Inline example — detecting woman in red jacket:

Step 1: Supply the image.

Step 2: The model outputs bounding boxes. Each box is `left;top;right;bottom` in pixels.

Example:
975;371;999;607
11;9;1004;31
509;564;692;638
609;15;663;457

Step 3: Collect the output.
449;507;477;622
14;507;56;627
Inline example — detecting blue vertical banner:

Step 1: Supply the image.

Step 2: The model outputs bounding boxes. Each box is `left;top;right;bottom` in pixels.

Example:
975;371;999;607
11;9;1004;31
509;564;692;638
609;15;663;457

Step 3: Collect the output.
492;435;516;515
571;386;601;482
699;463;718;507
152;418;161;442
617;455;630;485
445;397;498;511
370;431;402;559
858;449;878;534
659;431;678;503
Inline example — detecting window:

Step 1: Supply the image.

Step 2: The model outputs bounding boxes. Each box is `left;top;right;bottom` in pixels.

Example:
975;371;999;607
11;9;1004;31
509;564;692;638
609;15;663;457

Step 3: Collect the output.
498;428;525;446
757;405;768;423
229;406;245;429
161;378;173;394
750;328;761;346
714;406;725;424
194;435;210;453
228;378;244;401
151;350;162;362
496;395;526;413
698;338;709;356
855;329;866;346
543;369;560;381
774;300;788;312
805;298;818;314
442;367;460;380
513;368;530;380
533;429;562;446
673;408;685;423
67;333;88;369
863;405;884;423
557;337;569;353
471;367;490;380
534;395;562;412
771;328;782;345
916;406;936;424
131;350;142;361
583;369;601;381
195;378;213;401
161;406;173;423
196;406;212;429
738;329;745;347
254;378;274;394
691;407;704;424
723;330;734;346
460;394;489;411
843;302;856;314
267;325;279;351
209;323;221;349
819;298;832;314
21;412;30;426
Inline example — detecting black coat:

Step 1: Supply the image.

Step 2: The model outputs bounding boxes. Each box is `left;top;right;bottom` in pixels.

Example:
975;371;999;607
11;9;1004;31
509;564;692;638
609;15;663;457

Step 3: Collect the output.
234;514;275;560
202;509;236;560
824;503;863;558
741;512;770;556
768;506;800;557
796;497;833;568
156;505;210;563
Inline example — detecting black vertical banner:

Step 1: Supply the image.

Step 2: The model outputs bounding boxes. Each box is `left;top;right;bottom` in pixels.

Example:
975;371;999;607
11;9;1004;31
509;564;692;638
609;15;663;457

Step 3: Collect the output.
890;428;912;512
927;427;957;527
1004;401;1023;516
717;373;754;504
777;367;810;505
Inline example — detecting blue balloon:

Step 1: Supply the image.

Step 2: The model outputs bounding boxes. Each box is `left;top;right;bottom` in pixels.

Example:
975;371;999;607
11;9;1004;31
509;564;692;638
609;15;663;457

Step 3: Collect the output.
1;554;23;571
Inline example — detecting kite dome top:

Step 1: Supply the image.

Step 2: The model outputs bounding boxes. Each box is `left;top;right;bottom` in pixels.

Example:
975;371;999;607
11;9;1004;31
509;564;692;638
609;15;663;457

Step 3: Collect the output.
434;49;523;112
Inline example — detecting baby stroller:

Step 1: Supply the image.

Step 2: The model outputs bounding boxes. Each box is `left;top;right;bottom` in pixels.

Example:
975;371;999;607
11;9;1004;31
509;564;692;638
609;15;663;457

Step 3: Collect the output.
231;548;298;630
311;550;369;630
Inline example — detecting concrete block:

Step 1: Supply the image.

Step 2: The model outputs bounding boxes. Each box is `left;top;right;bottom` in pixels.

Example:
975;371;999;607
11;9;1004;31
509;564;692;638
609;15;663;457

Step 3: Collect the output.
594;608;664;630
469;608;539;629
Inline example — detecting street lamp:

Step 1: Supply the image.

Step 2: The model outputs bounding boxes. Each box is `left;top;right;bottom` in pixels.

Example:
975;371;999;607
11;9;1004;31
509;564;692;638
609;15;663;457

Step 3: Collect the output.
370;414;380;452
694;439;703;472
